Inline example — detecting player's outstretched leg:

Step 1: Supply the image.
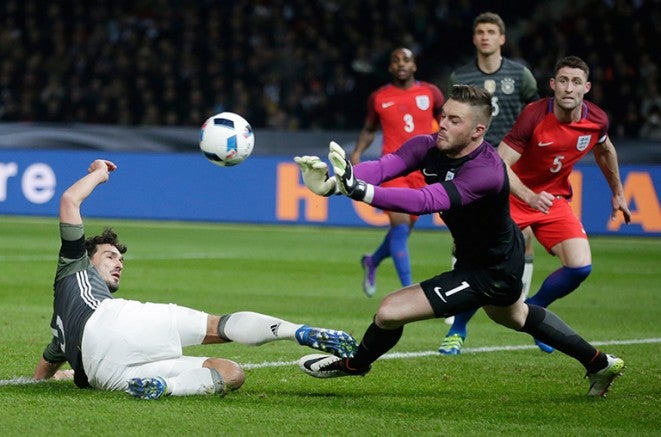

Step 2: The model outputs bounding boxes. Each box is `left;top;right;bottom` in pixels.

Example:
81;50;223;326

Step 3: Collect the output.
526;265;591;353
295;326;358;358
515;304;625;396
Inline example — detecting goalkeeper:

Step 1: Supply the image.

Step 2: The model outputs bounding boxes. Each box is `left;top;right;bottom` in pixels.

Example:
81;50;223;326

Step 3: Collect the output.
294;84;624;397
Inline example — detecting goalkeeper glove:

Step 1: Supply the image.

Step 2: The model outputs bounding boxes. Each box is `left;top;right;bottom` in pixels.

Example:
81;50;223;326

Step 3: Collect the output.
294;155;338;196
328;141;373;203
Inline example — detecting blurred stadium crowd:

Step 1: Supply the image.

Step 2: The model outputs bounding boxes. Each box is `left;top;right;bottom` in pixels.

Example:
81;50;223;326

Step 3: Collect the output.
0;0;658;140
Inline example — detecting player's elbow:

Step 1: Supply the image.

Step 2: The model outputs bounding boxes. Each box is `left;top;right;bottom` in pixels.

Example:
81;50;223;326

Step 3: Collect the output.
60;190;80;212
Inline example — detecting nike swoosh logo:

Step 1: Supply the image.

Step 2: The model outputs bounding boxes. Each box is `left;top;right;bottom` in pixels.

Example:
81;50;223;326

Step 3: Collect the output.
422;168;438;177
345;168;355;186
433;287;447;302
381;102;395;108
538;141;553;147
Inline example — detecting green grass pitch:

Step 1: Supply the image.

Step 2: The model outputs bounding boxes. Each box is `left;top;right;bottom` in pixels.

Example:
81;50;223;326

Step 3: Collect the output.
0;215;659;435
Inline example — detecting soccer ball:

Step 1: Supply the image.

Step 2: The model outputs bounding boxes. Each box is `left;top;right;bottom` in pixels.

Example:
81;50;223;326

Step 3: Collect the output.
199;112;254;167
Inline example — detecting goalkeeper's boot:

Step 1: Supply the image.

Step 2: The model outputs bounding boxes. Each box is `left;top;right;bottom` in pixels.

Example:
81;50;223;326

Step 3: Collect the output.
438;333;464;355
126;377;168;399
586;354;625;397
295;326;358;358
534;338;555;353
361;254;377;297
299;354;370;378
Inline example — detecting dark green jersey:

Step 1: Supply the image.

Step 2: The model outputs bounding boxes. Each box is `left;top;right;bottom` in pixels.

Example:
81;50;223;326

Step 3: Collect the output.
450;58;539;146
43;223;113;388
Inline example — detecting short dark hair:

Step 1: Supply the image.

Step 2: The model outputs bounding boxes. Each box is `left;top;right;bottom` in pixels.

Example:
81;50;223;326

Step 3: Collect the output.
450;84;493;125
553;55;590;78
85;227;127;257
473;12;505;34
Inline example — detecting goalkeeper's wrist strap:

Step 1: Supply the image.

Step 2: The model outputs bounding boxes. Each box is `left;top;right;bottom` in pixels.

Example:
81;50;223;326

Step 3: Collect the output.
348;181;374;203
363;183;374;203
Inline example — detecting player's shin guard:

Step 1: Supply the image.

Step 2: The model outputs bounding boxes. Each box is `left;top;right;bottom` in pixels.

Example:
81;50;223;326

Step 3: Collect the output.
217;311;298;345
521;304;605;370
526;265;591;307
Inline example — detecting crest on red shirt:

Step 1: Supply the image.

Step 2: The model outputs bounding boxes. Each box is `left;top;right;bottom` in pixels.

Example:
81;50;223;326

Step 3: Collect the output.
416;95;430;110
576;135;591;151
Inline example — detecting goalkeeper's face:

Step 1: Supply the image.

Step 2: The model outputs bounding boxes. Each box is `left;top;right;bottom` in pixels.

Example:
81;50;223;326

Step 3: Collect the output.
90;243;124;293
435;100;486;158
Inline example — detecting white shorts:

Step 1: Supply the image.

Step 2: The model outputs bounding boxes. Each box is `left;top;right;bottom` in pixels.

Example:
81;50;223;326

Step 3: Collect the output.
81;298;209;391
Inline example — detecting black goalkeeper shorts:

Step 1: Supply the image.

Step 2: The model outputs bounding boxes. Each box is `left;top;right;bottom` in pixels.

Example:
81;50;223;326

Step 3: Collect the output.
420;267;522;319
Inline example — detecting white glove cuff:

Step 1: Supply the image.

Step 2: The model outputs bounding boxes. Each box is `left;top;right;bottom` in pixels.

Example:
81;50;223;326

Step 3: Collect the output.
324;178;340;197
363;184;374;204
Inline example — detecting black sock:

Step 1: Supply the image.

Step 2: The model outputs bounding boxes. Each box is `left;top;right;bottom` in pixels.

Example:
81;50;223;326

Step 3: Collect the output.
349;322;403;370
521;305;606;372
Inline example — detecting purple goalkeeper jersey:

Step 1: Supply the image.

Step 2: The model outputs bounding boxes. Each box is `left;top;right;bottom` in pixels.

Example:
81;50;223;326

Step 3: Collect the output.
354;133;522;270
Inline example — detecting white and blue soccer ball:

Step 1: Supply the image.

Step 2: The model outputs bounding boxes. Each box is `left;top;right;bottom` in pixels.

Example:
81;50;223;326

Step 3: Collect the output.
199;112;254;167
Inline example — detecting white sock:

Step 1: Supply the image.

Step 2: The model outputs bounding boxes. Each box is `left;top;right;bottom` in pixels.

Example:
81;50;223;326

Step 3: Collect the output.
219;311;302;345
522;257;534;299
167;368;224;396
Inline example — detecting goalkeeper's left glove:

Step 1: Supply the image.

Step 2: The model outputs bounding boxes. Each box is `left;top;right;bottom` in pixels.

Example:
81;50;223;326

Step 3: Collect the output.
328;141;373;203
294;155;338;196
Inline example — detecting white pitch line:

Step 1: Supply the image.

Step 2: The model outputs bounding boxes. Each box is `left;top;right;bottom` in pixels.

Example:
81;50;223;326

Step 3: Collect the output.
2;338;658;385
0;377;44;387
240;337;661;369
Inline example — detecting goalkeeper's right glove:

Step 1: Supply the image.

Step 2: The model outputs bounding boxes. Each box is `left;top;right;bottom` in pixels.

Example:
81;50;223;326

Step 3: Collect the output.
294;155;338;197
328;141;373;203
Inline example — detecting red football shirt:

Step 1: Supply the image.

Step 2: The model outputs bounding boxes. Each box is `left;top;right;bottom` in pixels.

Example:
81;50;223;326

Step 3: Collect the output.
503;98;609;198
366;81;444;155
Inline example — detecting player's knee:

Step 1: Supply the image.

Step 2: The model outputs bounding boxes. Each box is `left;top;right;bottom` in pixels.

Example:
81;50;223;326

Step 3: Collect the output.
205;358;246;391
374;296;405;329
566;264;592;283
484;304;526;330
